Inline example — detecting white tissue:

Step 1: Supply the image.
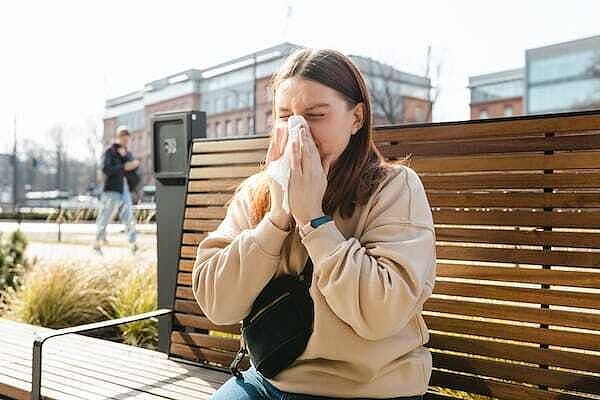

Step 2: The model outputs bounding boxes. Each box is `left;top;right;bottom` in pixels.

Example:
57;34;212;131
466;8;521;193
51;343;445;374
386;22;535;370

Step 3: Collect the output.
266;115;307;213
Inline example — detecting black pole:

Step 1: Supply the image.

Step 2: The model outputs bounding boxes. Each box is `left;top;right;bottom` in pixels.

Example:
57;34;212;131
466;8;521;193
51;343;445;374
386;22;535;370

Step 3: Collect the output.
12;114;17;212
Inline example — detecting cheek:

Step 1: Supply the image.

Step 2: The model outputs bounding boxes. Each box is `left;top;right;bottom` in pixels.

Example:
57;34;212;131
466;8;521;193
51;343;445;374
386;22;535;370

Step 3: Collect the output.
309;121;349;152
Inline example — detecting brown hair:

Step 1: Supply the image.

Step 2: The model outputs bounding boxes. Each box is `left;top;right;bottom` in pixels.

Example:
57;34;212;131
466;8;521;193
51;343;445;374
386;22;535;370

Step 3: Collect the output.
247;48;395;226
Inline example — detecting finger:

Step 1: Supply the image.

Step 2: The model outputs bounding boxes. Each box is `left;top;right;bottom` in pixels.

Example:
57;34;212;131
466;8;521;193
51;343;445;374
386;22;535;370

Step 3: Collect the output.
265;140;275;163
290;138;302;176
301;131;313;173
280;126;289;155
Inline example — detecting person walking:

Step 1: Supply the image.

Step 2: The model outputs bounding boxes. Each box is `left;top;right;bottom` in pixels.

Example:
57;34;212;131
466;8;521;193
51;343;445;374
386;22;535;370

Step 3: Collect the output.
94;125;141;255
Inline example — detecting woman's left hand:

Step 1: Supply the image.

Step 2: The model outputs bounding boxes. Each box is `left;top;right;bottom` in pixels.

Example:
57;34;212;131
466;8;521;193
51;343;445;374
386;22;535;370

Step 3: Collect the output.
288;126;334;226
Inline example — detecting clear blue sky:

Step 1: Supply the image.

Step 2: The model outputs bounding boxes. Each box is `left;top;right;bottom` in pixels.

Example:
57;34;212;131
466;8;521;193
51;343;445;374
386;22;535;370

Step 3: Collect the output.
1;0;600;156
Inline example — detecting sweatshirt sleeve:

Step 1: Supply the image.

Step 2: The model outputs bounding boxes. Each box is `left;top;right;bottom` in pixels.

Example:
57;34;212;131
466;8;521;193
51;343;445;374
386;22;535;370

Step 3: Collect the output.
102;149;124;177
192;179;291;325
301;167;437;341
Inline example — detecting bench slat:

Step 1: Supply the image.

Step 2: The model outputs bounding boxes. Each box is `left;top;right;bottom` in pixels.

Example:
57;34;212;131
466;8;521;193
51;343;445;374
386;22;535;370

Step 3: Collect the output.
192;137;269;153
421;172;600;190
425;314;600;351
432;209;600;229
191;151;265;166
373;113;600;142
0;320;229;400
435;228;600;249
188;178;243;192
425;297;600;331
433;352;600;395
173;314;240;335
381;133;600;157
409;151;600;173
430;369;590;400
428;333;600;374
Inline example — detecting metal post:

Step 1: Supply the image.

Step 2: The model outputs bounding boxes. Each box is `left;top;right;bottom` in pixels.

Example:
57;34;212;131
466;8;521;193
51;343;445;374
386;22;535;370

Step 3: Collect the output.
57;205;62;243
32;338;43;400
12;114;17;212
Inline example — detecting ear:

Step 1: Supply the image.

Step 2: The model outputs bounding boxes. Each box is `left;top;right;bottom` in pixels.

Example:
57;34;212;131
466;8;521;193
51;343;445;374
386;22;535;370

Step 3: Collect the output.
350;102;365;135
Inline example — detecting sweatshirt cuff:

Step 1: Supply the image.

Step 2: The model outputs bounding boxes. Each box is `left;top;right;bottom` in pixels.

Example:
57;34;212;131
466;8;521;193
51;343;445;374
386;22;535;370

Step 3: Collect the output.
301;221;345;264
250;212;291;256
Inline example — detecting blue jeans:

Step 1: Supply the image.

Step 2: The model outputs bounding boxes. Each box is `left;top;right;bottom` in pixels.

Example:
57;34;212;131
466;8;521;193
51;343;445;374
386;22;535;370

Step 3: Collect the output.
95;189;138;244
211;366;424;400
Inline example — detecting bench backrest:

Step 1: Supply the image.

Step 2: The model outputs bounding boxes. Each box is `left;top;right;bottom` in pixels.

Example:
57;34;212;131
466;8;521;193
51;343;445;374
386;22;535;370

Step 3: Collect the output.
171;111;600;399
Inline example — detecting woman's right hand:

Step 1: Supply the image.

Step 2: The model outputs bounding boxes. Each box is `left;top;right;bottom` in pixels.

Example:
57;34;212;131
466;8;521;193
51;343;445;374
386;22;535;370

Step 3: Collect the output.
265;125;292;230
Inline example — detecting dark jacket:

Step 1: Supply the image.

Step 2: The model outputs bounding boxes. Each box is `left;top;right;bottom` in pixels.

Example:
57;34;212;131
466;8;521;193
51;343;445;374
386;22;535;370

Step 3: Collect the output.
102;144;141;193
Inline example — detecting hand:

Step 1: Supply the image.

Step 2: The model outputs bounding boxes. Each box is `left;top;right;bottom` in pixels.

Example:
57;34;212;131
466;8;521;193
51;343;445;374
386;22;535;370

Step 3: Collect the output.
288;126;334;226
265;126;291;230
124;159;140;171
118;147;127;157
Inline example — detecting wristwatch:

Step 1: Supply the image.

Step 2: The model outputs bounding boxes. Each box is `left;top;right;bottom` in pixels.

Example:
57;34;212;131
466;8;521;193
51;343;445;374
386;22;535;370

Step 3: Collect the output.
310;215;333;229
299;215;332;238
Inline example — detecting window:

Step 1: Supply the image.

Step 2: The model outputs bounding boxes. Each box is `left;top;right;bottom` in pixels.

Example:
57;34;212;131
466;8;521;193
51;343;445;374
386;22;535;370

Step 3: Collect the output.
528;78;600;113
415;106;424;121
265;111;273;133
504;105;514;116
226;120;234;136
264;84;272;102
237;119;245;135
471;80;524;103
215;122;223;137
215;98;223;113
247;117;254;134
479;109;489;119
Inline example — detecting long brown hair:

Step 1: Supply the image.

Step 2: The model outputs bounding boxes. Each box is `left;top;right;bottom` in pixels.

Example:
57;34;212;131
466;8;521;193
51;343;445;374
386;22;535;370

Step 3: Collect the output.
247;48;393;226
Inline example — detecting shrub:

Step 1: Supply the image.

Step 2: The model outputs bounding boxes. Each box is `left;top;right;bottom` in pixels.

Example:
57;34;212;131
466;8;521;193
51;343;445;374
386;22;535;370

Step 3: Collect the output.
0;230;30;307
4;258;158;349
101;262;158;349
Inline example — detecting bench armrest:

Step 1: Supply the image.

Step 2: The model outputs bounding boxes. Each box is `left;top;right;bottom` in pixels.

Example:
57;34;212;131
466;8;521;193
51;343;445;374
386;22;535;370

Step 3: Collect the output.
32;308;173;400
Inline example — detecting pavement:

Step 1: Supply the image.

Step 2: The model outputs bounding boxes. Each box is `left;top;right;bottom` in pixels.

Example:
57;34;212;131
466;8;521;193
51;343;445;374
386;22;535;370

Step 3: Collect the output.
0;221;157;263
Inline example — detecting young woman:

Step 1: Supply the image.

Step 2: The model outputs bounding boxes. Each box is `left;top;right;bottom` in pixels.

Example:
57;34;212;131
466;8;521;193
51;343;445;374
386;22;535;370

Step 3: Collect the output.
193;48;436;400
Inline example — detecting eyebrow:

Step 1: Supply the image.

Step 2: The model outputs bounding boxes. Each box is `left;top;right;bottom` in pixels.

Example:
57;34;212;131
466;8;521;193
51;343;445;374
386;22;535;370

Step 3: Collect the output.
278;103;331;112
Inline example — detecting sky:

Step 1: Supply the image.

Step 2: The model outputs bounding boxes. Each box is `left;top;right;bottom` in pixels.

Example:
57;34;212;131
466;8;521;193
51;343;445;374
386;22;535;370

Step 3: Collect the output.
1;0;600;157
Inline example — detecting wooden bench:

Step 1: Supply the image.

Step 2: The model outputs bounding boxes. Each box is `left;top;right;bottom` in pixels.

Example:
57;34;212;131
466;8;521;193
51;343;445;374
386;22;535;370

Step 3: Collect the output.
2;110;600;399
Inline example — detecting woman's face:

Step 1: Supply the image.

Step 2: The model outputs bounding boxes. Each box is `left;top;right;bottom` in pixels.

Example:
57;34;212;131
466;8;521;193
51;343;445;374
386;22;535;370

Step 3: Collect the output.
274;77;364;165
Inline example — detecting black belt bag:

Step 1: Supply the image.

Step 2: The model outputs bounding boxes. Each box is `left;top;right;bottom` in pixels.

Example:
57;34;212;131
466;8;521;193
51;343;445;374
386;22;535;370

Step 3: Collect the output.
230;258;314;379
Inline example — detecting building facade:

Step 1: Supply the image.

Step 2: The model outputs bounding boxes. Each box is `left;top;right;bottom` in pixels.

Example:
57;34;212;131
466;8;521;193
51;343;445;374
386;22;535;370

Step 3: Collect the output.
469;34;600;119
526;35;600;114
104;43;432;187
468;68;524;119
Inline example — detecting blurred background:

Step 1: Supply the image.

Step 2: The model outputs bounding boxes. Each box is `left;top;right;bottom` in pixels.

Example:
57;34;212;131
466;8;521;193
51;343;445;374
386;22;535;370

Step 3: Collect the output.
1;0;600;253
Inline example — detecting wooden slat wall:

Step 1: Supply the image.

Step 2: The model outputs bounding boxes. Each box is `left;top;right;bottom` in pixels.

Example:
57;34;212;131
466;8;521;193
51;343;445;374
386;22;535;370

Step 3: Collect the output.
171;112;600;399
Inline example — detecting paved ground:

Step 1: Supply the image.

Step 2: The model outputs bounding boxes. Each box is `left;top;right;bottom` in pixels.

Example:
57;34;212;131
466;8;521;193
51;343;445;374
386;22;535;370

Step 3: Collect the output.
0;221;157;263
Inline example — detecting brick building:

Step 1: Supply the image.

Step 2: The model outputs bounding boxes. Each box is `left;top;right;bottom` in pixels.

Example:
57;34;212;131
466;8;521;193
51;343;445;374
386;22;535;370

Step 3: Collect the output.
104;43;432;187
468;68;524;119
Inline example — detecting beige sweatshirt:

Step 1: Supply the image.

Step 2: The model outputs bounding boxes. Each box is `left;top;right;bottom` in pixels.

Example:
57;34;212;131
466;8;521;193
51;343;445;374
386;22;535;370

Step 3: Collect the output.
192;164;437;398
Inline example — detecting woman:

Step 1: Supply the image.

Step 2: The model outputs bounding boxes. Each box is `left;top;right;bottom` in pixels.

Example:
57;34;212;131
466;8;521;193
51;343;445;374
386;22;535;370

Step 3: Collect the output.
192;48;436;400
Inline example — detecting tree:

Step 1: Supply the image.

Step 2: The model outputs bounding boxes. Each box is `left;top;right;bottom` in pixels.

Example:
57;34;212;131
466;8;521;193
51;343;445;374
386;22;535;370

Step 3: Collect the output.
355;46;442;124
83;116;102;192
569;51;600;111
423;45;442;123
48;123;67;191
360;57;405;124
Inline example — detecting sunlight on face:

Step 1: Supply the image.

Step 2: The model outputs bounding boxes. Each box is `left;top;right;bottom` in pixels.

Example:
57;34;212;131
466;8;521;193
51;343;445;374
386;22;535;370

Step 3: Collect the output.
274;77;363;164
